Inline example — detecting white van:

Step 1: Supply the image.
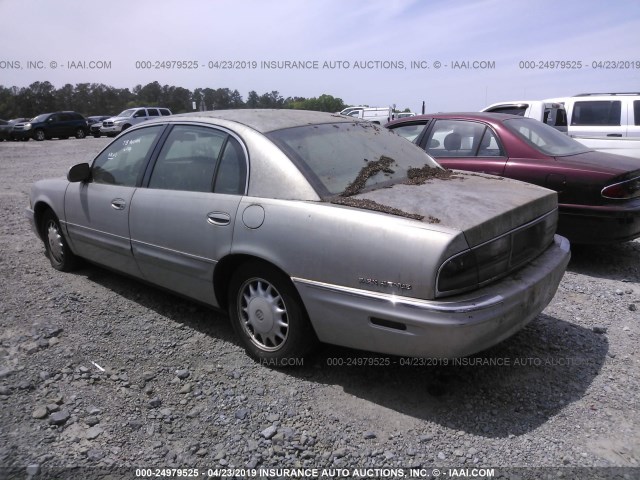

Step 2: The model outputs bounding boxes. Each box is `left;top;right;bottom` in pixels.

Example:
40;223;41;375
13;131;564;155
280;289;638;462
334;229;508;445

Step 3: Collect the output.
544;93;640;138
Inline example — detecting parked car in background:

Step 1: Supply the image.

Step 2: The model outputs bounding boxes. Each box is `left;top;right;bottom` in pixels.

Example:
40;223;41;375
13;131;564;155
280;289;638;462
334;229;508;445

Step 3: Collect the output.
26;109;569;363
394;112;417;120
386;112;640;244
545;92;640;138
88;116;113;138
11;112;88;141
1;118;30;141
87;115;110;126
482;100;568;132
483;96;640;159
100;107;172;136
343;106;391;124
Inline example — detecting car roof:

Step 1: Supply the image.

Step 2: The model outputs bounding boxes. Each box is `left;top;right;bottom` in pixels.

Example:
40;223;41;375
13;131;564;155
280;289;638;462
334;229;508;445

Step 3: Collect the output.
386;112;519;127
168;109;356;133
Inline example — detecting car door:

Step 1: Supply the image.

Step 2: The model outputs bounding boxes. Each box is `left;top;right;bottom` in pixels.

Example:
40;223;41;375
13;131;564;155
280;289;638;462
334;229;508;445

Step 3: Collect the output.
418;119;508;176
64;125;166;276
129;124;247;305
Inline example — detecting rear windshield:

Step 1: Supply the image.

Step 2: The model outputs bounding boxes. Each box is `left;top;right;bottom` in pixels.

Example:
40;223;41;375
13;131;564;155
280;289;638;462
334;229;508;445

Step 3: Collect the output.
503;117;590;156
267;122;441;196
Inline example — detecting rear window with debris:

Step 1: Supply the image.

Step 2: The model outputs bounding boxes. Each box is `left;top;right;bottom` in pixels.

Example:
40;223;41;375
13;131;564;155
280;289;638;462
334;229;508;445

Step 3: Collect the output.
268;122;441;196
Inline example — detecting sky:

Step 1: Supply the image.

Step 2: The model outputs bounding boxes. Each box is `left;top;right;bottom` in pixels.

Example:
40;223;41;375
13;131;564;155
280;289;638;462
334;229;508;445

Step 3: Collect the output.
1;0;639;113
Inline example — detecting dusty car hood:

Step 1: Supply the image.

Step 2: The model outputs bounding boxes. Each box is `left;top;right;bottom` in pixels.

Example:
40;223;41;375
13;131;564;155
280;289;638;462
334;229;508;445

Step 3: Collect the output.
355;171;557;247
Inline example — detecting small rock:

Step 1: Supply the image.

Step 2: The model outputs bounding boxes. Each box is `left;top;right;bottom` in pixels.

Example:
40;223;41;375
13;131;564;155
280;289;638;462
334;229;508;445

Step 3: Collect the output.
86;426;103;440
266;413;280;422
235;409;249;420
261;426;277;439
148;397;162;408
48;337;60;347
419;434;433;442
129;420;143;431
85;416;100;427
363;431;377;439
0;386;10;395
179;383;192;394
86;449;104;461
630;304;637;312
46;403;60;413
593;326;607;334
175;369;190;379
333;448;347;458
48;410;70;426
437;451;446;460
26;464;40;476
32;407;48;419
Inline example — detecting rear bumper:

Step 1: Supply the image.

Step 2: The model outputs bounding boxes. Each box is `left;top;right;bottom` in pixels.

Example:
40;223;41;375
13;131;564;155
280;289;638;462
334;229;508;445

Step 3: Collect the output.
294;235;570;359
559;200;640;244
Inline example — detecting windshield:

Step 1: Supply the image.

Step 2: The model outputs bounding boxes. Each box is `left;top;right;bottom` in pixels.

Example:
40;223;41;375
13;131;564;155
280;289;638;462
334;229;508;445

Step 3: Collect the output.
267;122;442;196
504;117;590;156
116;109;136;118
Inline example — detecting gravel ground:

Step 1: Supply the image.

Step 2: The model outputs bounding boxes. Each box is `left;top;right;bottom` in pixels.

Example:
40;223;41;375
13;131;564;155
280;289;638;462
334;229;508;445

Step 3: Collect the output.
0;139;638;479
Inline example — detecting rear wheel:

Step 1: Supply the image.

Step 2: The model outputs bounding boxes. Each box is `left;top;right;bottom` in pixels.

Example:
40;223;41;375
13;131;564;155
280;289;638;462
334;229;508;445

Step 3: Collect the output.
34;129;45;141
228;262;316;365
41;210;79;272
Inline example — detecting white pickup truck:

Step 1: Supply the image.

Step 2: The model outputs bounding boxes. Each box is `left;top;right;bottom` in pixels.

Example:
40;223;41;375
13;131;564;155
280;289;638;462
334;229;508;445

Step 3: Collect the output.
339;106;392;124
482;95;640;159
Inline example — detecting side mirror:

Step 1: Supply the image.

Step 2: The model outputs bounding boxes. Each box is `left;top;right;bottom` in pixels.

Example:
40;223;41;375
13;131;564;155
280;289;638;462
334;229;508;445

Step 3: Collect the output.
67;163;91;182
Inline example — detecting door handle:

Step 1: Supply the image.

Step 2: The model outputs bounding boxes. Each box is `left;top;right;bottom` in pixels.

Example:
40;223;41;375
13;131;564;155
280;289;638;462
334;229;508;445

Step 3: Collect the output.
111;198;126;210
207;212;230;226
607;134;622;137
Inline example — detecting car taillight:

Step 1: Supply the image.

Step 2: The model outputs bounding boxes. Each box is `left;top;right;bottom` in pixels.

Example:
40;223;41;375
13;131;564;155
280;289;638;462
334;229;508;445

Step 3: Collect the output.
601;176;640;200
436;211;556;297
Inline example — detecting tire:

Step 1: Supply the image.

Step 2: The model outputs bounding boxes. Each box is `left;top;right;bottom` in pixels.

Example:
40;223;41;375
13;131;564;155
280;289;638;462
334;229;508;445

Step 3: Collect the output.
75;128;86;139
228;262;317;365
41;210;79;272
92;134;101;138
34;129;45;141
121;124;131;132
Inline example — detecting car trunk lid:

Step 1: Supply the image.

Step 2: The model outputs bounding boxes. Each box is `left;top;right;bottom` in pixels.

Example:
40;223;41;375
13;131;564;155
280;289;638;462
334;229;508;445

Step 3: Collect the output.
352;171;558;247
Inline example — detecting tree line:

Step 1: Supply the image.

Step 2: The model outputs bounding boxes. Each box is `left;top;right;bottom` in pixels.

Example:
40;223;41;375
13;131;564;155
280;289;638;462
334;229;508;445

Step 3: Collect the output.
0;81;349;119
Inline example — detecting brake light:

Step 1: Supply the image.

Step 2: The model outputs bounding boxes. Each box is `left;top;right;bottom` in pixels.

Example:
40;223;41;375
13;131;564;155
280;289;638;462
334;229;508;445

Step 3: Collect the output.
601;176;640;200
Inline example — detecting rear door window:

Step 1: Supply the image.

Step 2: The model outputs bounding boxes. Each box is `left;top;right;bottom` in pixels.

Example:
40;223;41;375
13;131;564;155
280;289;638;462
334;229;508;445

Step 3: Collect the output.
571;101;621;126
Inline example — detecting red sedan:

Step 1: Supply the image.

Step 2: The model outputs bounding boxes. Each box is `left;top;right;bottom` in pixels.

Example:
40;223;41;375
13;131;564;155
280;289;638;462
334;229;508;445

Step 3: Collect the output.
386;113;640;244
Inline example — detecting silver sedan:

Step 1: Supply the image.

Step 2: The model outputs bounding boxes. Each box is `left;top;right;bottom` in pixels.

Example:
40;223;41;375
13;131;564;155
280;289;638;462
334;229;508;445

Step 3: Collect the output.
26;110;570;364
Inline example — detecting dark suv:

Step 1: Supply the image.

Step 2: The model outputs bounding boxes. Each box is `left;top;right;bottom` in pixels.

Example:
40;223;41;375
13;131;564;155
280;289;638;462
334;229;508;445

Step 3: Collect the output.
11;111;89;141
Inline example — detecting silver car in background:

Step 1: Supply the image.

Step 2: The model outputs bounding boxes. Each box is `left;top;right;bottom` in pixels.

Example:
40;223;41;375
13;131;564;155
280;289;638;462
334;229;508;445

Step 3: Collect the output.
26;110;570;364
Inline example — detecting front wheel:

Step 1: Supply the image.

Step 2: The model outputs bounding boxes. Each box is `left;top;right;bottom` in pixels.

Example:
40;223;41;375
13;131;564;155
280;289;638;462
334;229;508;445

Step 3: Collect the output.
228;262;316;365
41;210;79;272
34;129;45;141
75;128;86;139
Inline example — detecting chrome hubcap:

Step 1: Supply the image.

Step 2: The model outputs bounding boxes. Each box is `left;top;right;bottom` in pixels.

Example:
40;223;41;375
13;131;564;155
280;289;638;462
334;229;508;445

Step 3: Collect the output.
46;221;64;264
239;278;288;351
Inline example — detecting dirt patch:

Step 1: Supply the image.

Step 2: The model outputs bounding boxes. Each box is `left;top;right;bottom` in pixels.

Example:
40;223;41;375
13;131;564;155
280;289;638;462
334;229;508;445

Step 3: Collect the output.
331;197;432;222
405;166;460;185
340;156;396;197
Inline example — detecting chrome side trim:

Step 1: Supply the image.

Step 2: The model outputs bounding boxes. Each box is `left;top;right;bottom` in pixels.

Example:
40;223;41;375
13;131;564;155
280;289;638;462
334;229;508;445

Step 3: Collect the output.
63;221;129;242
131;239;217;264
291;277;503;313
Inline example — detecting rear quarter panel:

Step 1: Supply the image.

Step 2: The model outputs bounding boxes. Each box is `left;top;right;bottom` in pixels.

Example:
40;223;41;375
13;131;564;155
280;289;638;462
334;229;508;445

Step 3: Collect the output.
230;197;466;301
